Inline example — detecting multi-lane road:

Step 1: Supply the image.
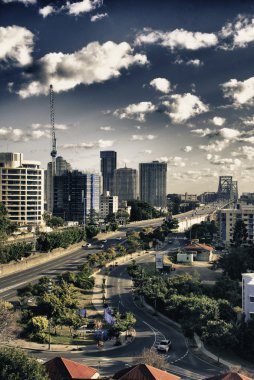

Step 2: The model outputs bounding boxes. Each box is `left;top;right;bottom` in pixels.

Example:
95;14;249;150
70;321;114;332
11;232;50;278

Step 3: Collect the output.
0;214;223;378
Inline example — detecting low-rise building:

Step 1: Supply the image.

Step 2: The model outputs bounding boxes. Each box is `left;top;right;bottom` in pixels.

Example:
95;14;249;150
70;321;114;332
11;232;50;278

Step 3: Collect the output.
218;203;254;243
100;191;118;219
242;273;254;322
183;242;214;262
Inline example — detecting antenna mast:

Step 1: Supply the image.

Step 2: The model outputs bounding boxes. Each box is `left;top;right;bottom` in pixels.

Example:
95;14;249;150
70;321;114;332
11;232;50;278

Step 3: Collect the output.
50;84;57;175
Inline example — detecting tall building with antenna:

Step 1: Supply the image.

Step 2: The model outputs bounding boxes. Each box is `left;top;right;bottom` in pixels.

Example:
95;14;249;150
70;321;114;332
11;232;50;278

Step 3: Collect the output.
47;84;57;213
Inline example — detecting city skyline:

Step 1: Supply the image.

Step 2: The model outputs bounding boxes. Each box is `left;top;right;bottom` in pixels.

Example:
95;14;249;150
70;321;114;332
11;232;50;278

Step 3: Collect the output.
1;0;254;193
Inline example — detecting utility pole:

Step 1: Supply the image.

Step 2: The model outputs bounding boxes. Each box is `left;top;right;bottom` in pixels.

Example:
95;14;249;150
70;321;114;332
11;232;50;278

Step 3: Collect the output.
48;84;57;214
47;279;53;350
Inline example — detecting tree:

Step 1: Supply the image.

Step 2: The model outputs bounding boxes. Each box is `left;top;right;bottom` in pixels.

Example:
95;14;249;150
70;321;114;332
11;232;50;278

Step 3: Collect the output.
127;200;162;222
185;220;218;243
0;204;16;240
232;220;248;247
0;300;16;342
0;347;49;380
133;348;169;369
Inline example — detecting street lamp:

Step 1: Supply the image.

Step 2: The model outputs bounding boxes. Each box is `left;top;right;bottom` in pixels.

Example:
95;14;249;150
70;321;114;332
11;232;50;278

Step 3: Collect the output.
47;279;53;350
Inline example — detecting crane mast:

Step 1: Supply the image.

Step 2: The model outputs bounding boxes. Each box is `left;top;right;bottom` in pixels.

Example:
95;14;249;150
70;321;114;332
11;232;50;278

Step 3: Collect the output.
50;84;57;175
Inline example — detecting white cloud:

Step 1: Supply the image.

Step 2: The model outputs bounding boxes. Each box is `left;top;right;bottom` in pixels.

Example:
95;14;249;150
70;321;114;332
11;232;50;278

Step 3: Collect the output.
130;134;156;141
232;146;254;160
91;12;108;22
39;5;56;18
144;149;152;154
241;116;254;126
159;156;185;167
0;126;49;142
17;41;148;98
66;0;102;16
206;154;242;172
31;123;70;131
2;0;36;4
191;128;213;137
100;126;115;131
114;101;155;122
220;15;254;50
183;145;192;153
173;169;218;181
186;59;203;66
150;77;170;94
222;76;254;106
61;139;114;149
212;116;226;126
164;93;209;123
135;28;218;50
199;140;229;153
0;26;34;66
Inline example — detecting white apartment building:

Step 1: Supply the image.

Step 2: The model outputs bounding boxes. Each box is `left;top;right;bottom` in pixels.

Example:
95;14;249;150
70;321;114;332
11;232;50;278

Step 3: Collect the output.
0;152;44;225
100;191;118;219
242;273;254;321
218;203;254;243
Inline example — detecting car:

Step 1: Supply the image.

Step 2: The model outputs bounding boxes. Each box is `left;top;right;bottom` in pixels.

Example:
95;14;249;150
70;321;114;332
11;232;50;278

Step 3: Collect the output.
102;239;108;243
168;240;173;244
82;243;91;248
116;237;122;240
100;244;104;249
157;339;172;353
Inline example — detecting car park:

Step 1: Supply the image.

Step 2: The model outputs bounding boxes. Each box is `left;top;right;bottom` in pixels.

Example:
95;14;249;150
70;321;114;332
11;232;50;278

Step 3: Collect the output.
157;339;172;352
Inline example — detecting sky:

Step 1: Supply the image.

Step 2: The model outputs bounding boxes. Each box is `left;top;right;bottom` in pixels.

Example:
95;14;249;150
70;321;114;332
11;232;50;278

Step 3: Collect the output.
1;0;254;194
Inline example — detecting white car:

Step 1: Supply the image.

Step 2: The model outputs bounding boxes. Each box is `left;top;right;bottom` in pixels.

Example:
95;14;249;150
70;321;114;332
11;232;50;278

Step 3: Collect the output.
116;237;122;240
157;339;172;353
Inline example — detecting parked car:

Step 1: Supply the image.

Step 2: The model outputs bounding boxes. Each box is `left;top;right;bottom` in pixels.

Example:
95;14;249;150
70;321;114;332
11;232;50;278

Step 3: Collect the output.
102;239;108;243
82;243;91;248
116;237;122;240
157;339;172;352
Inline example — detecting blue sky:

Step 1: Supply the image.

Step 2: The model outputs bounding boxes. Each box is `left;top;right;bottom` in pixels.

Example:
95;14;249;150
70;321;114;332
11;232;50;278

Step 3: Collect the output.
1;0;254;194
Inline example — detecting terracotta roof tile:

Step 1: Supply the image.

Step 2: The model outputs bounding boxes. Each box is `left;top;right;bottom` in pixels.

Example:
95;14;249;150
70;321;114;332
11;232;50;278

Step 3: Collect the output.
113;363;181;380
204;372;253;380
45;356;98;380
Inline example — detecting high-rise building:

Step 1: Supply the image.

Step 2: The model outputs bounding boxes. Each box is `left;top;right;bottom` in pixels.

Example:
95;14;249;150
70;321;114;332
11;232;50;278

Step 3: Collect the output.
100;151;117;194
114;167;137;204
0;152;44;225
56;156;72;176
100;191;118;219
53;171;101;224
139;161;167;208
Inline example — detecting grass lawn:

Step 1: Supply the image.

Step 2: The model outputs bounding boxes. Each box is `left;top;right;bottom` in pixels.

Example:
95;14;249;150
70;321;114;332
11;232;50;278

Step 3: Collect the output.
50;331;95;346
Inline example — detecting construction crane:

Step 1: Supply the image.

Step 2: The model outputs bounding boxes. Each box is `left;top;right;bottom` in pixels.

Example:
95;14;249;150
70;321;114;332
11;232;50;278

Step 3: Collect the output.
50;84;57;175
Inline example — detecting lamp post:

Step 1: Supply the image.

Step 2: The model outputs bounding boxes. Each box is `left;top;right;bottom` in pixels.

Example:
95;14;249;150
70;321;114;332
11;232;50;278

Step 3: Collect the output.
47;279;53;350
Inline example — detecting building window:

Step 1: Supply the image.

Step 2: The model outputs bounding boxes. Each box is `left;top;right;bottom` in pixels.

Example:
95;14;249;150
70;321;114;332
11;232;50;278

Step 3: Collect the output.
249;313;254;320
250;296;254;303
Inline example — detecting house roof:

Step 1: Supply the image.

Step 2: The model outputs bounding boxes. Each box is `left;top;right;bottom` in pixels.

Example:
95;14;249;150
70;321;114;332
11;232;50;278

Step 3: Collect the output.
184;242;214;252
204;372;253;380
44;357;98;380
113;363;181;380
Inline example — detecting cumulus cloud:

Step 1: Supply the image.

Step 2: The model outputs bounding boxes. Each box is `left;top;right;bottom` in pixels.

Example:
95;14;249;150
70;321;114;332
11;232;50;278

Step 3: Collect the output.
232;146;254;160
212;116;226;126
0;126;49;142
0;26;34;66
39;5;56;18
130;134;156;141
2;0;36;4
31;123;70;131
144;149;152;154
220;15;254;50
199;140;230;153
114;101;155;122
163;93;208;123
222;76;254;106
16;41;148;98
150;77;170;94
192;127;240;141
66;0;102;16
241;116;254;126
206;154;242;172
191;128;213;137
91;12;108;22
186;59;203;66
159;156;185;167
60;139;114;149
99;126;115;131
135;28;218;50
173;169;218;181
183;145;193;153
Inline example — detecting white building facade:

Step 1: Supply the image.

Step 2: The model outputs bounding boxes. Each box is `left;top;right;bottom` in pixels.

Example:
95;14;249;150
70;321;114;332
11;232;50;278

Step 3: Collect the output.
100;192;118;219
0;152;44;225
218;204;254;243
242;273;254;322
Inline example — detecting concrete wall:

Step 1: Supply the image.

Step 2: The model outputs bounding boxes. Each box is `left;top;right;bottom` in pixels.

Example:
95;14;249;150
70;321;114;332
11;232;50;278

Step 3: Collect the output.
177;252;193;263
177;214;209;232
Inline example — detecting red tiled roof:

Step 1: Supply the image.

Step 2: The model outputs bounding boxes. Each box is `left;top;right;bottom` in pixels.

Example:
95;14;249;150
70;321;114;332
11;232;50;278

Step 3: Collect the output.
113;363;181;380
184;242;213;252
204;372;253;380
44;357;98;380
